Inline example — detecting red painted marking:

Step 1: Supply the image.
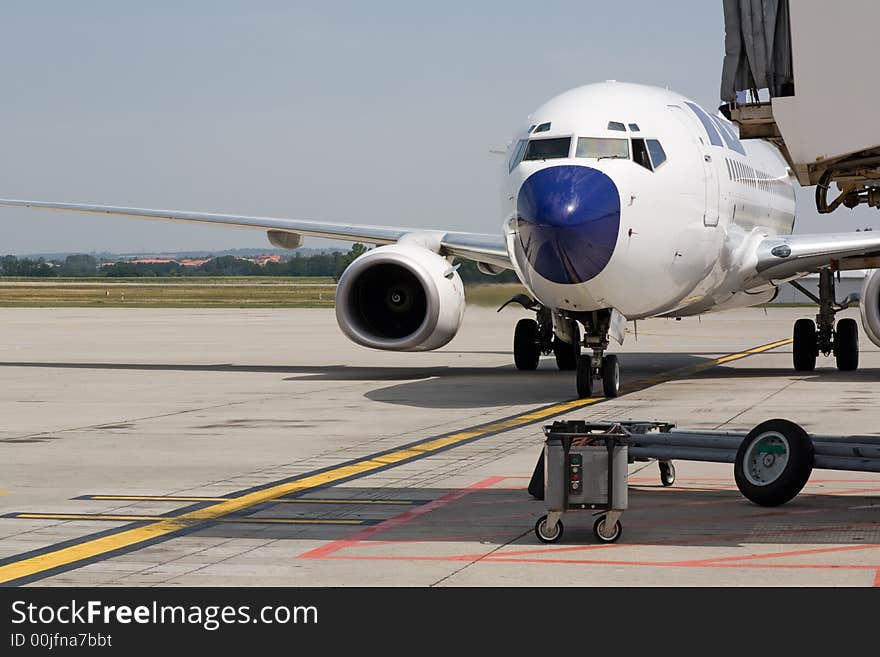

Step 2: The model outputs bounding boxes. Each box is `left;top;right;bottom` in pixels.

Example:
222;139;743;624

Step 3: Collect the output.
298;476;507;559
874;569;880;587
670;543;880;567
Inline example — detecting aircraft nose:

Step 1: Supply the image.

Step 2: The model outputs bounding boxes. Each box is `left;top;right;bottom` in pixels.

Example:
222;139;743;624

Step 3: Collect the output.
516;165;621;284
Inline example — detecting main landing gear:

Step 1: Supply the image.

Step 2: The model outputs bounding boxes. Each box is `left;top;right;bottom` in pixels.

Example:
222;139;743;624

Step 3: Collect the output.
511;304;581;373
790;270;860;372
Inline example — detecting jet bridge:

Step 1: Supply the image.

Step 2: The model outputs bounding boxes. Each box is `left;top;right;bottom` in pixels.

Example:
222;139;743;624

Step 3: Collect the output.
719;0;880;214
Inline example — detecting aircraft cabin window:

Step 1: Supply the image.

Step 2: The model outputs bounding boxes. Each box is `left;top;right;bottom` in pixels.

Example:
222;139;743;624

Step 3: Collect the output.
509;139;528;172
631;138;652;170
533;122;552;133
523;137;571;161
607;121;626;131
646;139;667;168
575;137;629;159
628;123;640;132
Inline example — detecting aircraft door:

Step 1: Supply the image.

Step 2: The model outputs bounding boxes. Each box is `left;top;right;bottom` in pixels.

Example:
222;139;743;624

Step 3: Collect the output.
703;153;720;227
667;106;719;227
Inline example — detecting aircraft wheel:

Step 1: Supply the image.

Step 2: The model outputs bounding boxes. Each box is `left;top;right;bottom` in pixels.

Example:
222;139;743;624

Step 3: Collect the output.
553;324;580;371
734;419;813;507
513;319;540;370
576;355;594;398
834;318;859;371
792;318;817;371
601;354;620;398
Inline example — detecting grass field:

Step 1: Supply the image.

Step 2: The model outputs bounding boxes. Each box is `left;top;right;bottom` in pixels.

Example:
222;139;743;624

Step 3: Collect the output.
0;278;527;308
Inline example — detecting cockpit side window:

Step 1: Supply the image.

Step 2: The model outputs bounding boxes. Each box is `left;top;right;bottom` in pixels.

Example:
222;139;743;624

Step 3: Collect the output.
522;137;572;161
575;137;629;159
509;139;528;172
631;138;652;170
646;139;667;169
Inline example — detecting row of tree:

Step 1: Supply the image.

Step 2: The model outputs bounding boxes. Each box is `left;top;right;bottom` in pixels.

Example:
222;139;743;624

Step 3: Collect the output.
0;245;518;284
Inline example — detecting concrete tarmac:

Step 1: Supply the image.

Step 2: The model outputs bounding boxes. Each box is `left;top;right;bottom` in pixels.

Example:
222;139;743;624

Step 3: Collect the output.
0;306;878;586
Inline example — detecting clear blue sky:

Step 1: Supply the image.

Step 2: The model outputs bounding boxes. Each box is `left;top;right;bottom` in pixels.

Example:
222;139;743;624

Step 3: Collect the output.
0;1;874;255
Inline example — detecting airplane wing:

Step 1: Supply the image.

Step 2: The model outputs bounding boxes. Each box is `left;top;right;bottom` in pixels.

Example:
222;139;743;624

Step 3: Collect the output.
756;231;880;280
0;198;512;271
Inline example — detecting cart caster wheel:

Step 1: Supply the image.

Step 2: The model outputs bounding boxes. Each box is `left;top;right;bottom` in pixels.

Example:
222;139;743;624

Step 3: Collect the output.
593;515;622;543
659;461;675;487
535;515;564;543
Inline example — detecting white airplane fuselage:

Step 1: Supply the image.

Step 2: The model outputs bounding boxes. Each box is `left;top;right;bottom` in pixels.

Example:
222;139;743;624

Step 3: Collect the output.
503;82;796;320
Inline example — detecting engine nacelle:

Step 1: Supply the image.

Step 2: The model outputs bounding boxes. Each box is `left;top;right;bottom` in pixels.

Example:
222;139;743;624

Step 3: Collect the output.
335;244;466;351
860;269;880;347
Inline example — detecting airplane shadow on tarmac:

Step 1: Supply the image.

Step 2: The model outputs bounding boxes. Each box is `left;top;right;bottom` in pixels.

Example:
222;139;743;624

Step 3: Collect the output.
189;484;880;549
1;354;878;409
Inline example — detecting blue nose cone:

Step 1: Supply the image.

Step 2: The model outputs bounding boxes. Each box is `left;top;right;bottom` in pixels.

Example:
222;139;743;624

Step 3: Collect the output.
516;165;620;285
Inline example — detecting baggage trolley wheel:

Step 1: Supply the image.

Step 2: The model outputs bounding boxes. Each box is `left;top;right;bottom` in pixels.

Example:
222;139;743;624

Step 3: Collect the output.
659;461;675;487
593;514;622;543
535;514;564;544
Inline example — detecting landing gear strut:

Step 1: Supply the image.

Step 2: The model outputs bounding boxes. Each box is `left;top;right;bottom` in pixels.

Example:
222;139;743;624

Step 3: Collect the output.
790;270;859;372
510;301;581;372
575;310;620;399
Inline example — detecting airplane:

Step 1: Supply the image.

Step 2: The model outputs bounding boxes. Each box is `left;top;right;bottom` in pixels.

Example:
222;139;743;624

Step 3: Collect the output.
3;81;880;400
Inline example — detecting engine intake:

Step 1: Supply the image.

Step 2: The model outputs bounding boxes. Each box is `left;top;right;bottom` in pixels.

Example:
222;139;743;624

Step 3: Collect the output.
860;269;880;348
335;244;465;351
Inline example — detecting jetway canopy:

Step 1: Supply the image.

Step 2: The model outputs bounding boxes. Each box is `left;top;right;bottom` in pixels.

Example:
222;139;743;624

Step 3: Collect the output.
720;0;793;103
720;0;880;213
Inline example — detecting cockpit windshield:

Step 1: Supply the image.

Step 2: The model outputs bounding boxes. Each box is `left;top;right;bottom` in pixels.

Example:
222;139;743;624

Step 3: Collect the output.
575;137;629;160
522;137;571;161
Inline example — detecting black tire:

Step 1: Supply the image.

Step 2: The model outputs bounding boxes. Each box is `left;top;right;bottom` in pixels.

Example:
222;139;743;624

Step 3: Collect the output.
834;318;859;371
553;324;580;371
535;515;563;543
514;318;540;370
734;418;813;507
659;461;675;487
576;355;594;398
527;451;545;500
792;318;817;371
593;515;622;543
601;354;620;398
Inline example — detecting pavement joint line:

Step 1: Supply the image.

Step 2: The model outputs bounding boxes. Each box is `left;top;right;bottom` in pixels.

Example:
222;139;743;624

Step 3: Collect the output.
7;513;369;526
79;495;423;505
0;337;790;586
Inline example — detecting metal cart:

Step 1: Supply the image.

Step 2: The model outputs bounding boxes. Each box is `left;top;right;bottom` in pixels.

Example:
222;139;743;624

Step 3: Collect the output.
534;420;636;544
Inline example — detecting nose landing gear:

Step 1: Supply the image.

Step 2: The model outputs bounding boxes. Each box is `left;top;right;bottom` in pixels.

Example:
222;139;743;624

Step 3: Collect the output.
576;352;620;398
790;269;859;372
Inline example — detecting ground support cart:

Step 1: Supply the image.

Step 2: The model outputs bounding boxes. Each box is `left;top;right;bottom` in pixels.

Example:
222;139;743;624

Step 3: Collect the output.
534;420;634;544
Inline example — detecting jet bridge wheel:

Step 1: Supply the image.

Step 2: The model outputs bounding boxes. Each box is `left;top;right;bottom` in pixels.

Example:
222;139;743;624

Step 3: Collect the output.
734;419;813;507
792;318;818;371
834;318;859;371
514;319;541;370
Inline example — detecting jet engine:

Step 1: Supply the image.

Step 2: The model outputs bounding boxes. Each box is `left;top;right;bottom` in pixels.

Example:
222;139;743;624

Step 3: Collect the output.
860;269;880;347
335;244;466;351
